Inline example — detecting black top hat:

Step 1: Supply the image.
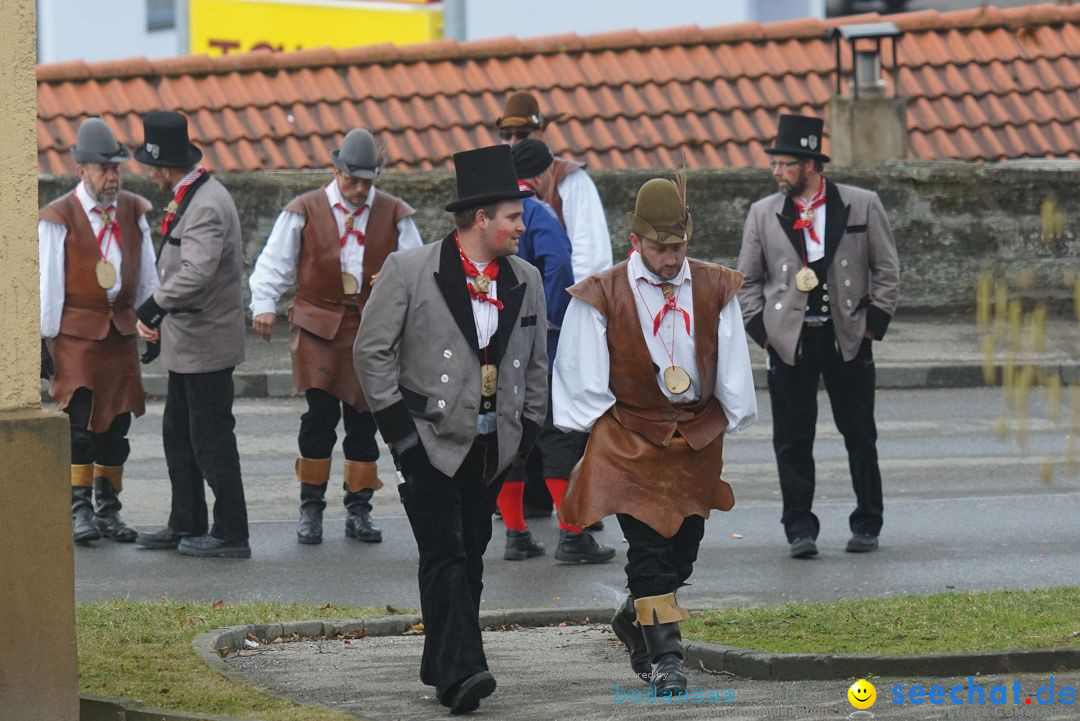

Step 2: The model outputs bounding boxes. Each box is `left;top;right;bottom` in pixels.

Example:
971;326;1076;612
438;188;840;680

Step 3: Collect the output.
765;114;830;163
135;111;203;167
445;145;533;213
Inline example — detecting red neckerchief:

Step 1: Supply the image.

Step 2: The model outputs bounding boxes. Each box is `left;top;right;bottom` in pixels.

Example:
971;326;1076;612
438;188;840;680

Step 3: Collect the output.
91;205;120;257
650;281;690;336
161;167;206;238
333;202;367;246
455;232;504;310
792;177;827;245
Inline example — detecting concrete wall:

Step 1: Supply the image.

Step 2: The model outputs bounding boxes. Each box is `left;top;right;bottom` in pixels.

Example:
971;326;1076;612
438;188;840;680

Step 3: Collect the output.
2;1;79;720
39;160;1080;315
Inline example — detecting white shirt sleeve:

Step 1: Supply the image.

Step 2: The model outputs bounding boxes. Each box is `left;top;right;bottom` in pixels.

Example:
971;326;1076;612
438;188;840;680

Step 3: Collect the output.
553;297;615;432
714;295;758;433
134;214;159;308
39;220;67;339
396;216;423;250
249;210;304;316
558;170;612;282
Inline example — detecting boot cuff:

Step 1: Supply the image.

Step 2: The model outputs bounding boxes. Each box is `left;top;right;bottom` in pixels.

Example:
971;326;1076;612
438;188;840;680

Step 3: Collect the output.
93;464;124;492
295;457;331;485
71;464;94;488
344;460;383;492
634;592;691;626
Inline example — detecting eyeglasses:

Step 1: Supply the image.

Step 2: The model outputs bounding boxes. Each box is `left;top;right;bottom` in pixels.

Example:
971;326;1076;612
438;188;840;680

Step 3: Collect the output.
768;159;803;171
498;128;534;142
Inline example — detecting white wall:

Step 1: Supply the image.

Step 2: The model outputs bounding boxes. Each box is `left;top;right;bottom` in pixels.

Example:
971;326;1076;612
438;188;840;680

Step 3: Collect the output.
458;0;823;40
37;0;184;63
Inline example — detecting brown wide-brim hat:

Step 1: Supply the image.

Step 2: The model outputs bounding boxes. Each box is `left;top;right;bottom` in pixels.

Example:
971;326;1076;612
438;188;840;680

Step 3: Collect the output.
495;90;566;130
627;177;693;245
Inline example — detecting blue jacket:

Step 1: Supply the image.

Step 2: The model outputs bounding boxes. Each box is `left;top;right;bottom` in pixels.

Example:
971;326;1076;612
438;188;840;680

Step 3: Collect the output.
516;196;575;369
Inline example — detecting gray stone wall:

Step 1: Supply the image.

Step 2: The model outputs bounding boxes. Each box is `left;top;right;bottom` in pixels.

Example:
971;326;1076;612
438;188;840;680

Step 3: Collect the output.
39;161;1080;315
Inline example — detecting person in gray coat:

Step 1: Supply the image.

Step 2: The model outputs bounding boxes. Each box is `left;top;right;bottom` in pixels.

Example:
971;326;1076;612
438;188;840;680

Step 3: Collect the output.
737;114;900;560
133;111;251;558
354;145;548;714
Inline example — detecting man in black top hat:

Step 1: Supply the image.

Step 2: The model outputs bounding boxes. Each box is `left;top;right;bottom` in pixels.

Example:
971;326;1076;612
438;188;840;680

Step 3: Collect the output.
736;114;900;559
354;144;549;714
133;110;251;558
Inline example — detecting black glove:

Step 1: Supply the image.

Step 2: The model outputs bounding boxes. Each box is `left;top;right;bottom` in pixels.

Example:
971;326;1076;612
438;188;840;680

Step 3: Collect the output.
395;441;431;479
40;339;54;379
140;340;160;364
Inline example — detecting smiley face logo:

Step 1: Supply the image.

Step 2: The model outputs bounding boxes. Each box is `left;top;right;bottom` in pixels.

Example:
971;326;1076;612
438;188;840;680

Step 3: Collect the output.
847;679;876;709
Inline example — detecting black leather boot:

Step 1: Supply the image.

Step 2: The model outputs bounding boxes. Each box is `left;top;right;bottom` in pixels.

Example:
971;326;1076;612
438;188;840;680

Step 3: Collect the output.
611;596;651;682
93;467;137;542
640;620;688;696
554;529;615;563
344;490;382;543
297;482;327;545
72;485;101;543
504;529;545;560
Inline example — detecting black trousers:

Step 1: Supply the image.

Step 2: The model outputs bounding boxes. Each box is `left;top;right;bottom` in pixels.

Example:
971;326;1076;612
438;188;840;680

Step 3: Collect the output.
767;323;883;542
509;386;587;482
617;513;705;599
298;388;379;507
163;368;249;542
66;387;131;467
398;435;503;702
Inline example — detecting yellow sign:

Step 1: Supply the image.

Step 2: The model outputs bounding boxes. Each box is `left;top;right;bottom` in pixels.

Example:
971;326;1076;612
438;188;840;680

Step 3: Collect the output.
190;0;443;56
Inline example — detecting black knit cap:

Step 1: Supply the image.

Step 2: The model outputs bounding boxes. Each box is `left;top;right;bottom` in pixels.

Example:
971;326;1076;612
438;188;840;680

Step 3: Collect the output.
510;138;554;180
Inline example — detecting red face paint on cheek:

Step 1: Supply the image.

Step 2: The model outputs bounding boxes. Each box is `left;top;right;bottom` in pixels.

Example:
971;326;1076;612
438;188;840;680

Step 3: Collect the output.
493;228;512;247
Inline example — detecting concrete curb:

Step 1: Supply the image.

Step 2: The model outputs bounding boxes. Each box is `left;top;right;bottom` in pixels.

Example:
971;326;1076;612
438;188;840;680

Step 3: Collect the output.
123;362;1080;398
685;642;1080;681
80;694;264;721
194;607;1080;689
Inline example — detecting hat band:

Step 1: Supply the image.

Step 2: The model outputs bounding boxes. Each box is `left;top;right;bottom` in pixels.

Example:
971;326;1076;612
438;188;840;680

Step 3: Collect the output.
631;213;688;243
499;114;541;128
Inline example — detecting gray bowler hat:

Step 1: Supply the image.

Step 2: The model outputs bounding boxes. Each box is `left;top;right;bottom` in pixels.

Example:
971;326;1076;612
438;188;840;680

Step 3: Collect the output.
331;129;383;179
71;117;130;164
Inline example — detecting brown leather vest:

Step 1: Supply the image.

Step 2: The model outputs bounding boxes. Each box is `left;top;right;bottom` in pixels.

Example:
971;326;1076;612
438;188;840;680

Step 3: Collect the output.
568;258;743;450
284;186;414;339
40;190;150;340
546;157;586;229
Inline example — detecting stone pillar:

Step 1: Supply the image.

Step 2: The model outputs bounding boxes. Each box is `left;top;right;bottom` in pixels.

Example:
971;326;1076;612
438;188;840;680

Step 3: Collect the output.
0;0;79;719
828;95;909;167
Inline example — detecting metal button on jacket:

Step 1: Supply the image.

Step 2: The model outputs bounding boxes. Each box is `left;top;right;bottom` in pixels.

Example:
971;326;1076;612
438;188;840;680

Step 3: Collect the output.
840;259;848;267
513;359;521;368
443;349;453;358
774;302;783;310
440;374;449;383
845;279;851;287
437;400;446;409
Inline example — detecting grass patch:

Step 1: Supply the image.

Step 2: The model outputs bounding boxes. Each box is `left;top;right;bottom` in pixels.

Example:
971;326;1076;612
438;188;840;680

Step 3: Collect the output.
78;599;388;720
683;588;1080;655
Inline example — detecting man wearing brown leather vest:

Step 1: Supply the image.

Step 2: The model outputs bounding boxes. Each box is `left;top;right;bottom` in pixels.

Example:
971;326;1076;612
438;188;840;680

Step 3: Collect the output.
249;128;421;545
39;118;159;544
553;174;757;696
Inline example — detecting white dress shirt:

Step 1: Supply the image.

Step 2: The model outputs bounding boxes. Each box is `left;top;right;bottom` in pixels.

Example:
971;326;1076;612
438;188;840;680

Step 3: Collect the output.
799;194;826;264
553;251;757;434
39;181;159;338
558;168;613;282
249;182;423;315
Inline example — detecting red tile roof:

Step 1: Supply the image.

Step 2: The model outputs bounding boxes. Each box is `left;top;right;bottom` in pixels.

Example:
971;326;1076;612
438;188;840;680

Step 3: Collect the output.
37;3;1080;174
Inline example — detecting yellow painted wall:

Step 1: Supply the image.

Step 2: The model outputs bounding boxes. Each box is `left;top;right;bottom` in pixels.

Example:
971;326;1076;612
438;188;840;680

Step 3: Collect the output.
0;1;78;719
0;0;42;411
191;0;443;56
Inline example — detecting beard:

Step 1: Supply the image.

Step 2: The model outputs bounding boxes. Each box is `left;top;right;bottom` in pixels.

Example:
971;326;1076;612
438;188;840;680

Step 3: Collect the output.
778;168;808;198
88;180;120;205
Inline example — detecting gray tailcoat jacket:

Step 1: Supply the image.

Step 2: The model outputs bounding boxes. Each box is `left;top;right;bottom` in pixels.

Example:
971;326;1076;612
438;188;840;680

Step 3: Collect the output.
736;181;900;365
354;234;549;479
151;175;247;374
